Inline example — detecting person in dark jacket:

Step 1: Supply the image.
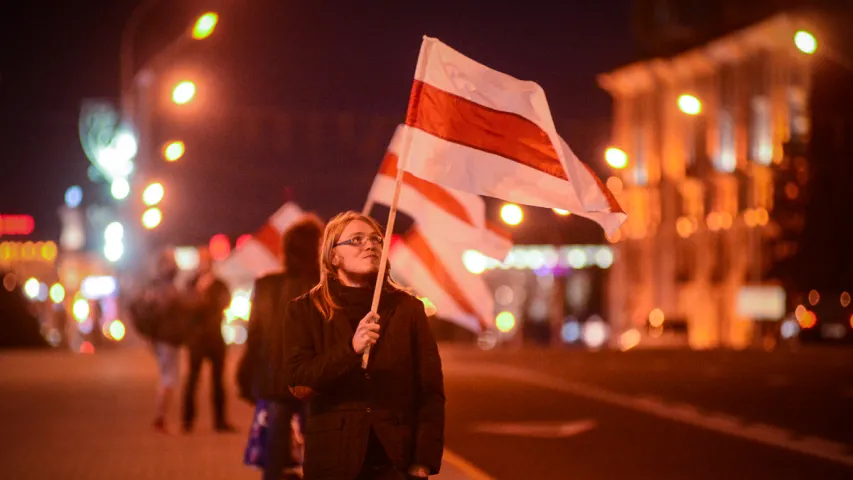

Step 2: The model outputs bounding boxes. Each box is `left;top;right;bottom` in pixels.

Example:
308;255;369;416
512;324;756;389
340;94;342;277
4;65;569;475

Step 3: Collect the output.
283;211;445;480
183;247;235;433
238;213;324;480
130;248;189;434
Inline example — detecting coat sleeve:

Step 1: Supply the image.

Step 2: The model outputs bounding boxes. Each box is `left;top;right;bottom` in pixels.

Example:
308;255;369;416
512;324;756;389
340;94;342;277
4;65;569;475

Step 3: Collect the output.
411;300;446;474
236;278;265;402
282;299;362;395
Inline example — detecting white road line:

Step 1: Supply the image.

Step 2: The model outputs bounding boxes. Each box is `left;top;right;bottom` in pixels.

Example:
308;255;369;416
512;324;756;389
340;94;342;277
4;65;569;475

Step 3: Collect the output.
447;363;853;469
472;419;598;438
440;448;496;480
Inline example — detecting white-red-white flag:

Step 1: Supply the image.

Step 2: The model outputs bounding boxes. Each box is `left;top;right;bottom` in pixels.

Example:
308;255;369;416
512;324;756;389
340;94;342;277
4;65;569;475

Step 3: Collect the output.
390;227;493;332
368;125;512;261
400;36;626;235
214;202;304;281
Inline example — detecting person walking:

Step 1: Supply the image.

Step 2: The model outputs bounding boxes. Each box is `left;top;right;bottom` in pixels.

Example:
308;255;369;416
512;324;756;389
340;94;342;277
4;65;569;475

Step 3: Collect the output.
183;247;235;433
130;249;189;434
283;211;445;479
238;214;324;480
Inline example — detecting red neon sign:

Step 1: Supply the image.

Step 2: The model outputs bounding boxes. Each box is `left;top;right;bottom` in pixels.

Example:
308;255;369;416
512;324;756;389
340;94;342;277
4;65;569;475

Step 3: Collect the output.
0;215;35;237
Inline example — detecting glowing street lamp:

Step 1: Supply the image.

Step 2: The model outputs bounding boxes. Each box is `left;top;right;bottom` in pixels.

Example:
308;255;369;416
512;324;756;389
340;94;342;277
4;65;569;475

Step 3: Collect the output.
172;81;197;105
500;203;524;226
794;30;817;55
678;94;702;116
163;140;185;162
142;207;162;230
192;12;219;40
110;178;131;200
142;182;165;206
605;147;628;169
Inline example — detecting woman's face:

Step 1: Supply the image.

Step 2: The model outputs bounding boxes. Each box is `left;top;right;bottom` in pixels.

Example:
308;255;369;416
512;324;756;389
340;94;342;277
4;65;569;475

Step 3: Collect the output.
333;219;382;279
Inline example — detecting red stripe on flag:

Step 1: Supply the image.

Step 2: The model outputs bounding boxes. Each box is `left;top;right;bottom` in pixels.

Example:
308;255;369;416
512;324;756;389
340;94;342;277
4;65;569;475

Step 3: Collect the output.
580;163;625;214
406;80;567;181
254;223;282;261
379;151;475;225
404;228;489;330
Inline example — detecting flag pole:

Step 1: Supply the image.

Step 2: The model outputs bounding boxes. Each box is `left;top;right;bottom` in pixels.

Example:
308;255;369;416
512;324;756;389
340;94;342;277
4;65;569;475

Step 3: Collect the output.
363;37;428;368
362;128;411;368
362;198;375;216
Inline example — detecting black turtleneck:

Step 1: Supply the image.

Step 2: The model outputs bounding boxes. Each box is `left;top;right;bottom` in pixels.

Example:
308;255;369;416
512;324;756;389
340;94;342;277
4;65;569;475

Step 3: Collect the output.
327;277;400;332
328;279;373;332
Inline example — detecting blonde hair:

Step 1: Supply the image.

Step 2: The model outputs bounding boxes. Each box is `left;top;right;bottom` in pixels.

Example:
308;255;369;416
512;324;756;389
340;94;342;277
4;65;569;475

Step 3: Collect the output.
310;211;403;319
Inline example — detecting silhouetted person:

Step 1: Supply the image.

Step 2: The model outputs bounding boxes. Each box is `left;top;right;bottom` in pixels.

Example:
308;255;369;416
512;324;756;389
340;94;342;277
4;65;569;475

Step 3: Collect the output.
238;214;324;480
129;249;188;433
183;247;234;433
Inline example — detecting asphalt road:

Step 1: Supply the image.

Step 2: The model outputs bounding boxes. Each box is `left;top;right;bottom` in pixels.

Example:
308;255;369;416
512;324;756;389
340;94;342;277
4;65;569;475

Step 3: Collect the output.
1;345;852;479
442;345;853;479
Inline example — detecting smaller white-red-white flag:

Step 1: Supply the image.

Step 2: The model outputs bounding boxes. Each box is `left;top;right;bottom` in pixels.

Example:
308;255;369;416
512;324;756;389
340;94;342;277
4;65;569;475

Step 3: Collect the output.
368;125;512;261
400;36;626;235
215;202;304;281
390;226;494;333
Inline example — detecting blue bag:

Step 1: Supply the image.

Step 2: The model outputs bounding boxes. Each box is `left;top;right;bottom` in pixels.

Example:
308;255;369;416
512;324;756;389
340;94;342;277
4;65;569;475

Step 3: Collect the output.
243;399;270;468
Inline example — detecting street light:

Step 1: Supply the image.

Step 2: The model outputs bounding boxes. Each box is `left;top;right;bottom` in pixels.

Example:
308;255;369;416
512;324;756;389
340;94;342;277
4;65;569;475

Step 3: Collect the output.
605;147;628;169
142;182;165;206
172;81;196;105
553;208;571;216
500;203;524;226
110;178;131;200
142;207;162;229
678;94;702;115
192;12;219;40
794;30;817;55
163;140;185;162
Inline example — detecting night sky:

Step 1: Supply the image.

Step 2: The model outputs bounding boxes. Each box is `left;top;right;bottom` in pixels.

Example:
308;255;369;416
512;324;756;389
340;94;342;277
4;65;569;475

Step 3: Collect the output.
0;0;636;245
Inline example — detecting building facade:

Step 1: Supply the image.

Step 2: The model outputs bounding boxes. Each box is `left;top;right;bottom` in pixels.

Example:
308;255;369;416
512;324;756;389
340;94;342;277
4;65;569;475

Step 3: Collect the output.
598;13;819;348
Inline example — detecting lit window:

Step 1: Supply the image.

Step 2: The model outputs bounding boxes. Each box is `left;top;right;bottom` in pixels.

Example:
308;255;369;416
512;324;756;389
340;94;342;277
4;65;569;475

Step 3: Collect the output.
717;109;736;172
749;96;772;165
788;87;809;140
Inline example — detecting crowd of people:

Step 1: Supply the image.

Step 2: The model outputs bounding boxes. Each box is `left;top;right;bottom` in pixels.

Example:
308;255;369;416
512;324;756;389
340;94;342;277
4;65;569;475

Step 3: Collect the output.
130;211;446;480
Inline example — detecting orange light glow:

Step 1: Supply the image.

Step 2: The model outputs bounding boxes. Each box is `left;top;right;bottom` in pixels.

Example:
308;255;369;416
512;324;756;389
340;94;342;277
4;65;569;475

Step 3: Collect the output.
191;12;219;40
605;147;628;169
798;310;817;329
79;341;95;354
209;234;231;261
649;308;665;328
808;289;820;306
163;141;185;162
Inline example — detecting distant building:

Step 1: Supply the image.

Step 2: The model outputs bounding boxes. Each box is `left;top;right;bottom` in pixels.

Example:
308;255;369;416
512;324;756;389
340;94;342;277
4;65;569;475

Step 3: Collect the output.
598;10;851;348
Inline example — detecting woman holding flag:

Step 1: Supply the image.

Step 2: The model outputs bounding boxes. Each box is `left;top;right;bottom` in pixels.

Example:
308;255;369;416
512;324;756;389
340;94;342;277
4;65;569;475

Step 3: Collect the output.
282;211;445;479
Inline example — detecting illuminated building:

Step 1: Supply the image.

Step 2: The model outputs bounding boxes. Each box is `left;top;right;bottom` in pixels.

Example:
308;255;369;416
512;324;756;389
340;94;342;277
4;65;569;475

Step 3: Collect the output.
596;11;850;348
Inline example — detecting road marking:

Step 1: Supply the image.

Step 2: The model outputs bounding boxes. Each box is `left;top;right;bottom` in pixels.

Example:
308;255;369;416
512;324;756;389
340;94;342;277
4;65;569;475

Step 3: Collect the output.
472;419;597;438
448;363;853;468
440;448;496;480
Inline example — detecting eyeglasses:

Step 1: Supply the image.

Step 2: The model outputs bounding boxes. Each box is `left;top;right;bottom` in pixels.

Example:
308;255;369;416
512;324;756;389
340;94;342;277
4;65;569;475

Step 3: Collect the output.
334;234;383;249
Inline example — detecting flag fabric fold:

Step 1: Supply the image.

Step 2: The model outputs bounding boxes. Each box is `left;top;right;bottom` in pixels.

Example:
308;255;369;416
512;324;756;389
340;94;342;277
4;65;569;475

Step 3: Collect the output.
390;227;493;333
368;125;512;261
214;202;305;281
401;36;626;235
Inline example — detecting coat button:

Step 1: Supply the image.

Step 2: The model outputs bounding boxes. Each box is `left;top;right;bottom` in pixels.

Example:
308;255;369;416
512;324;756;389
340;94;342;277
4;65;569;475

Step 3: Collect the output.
366;407;372;413
364;372;370;380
